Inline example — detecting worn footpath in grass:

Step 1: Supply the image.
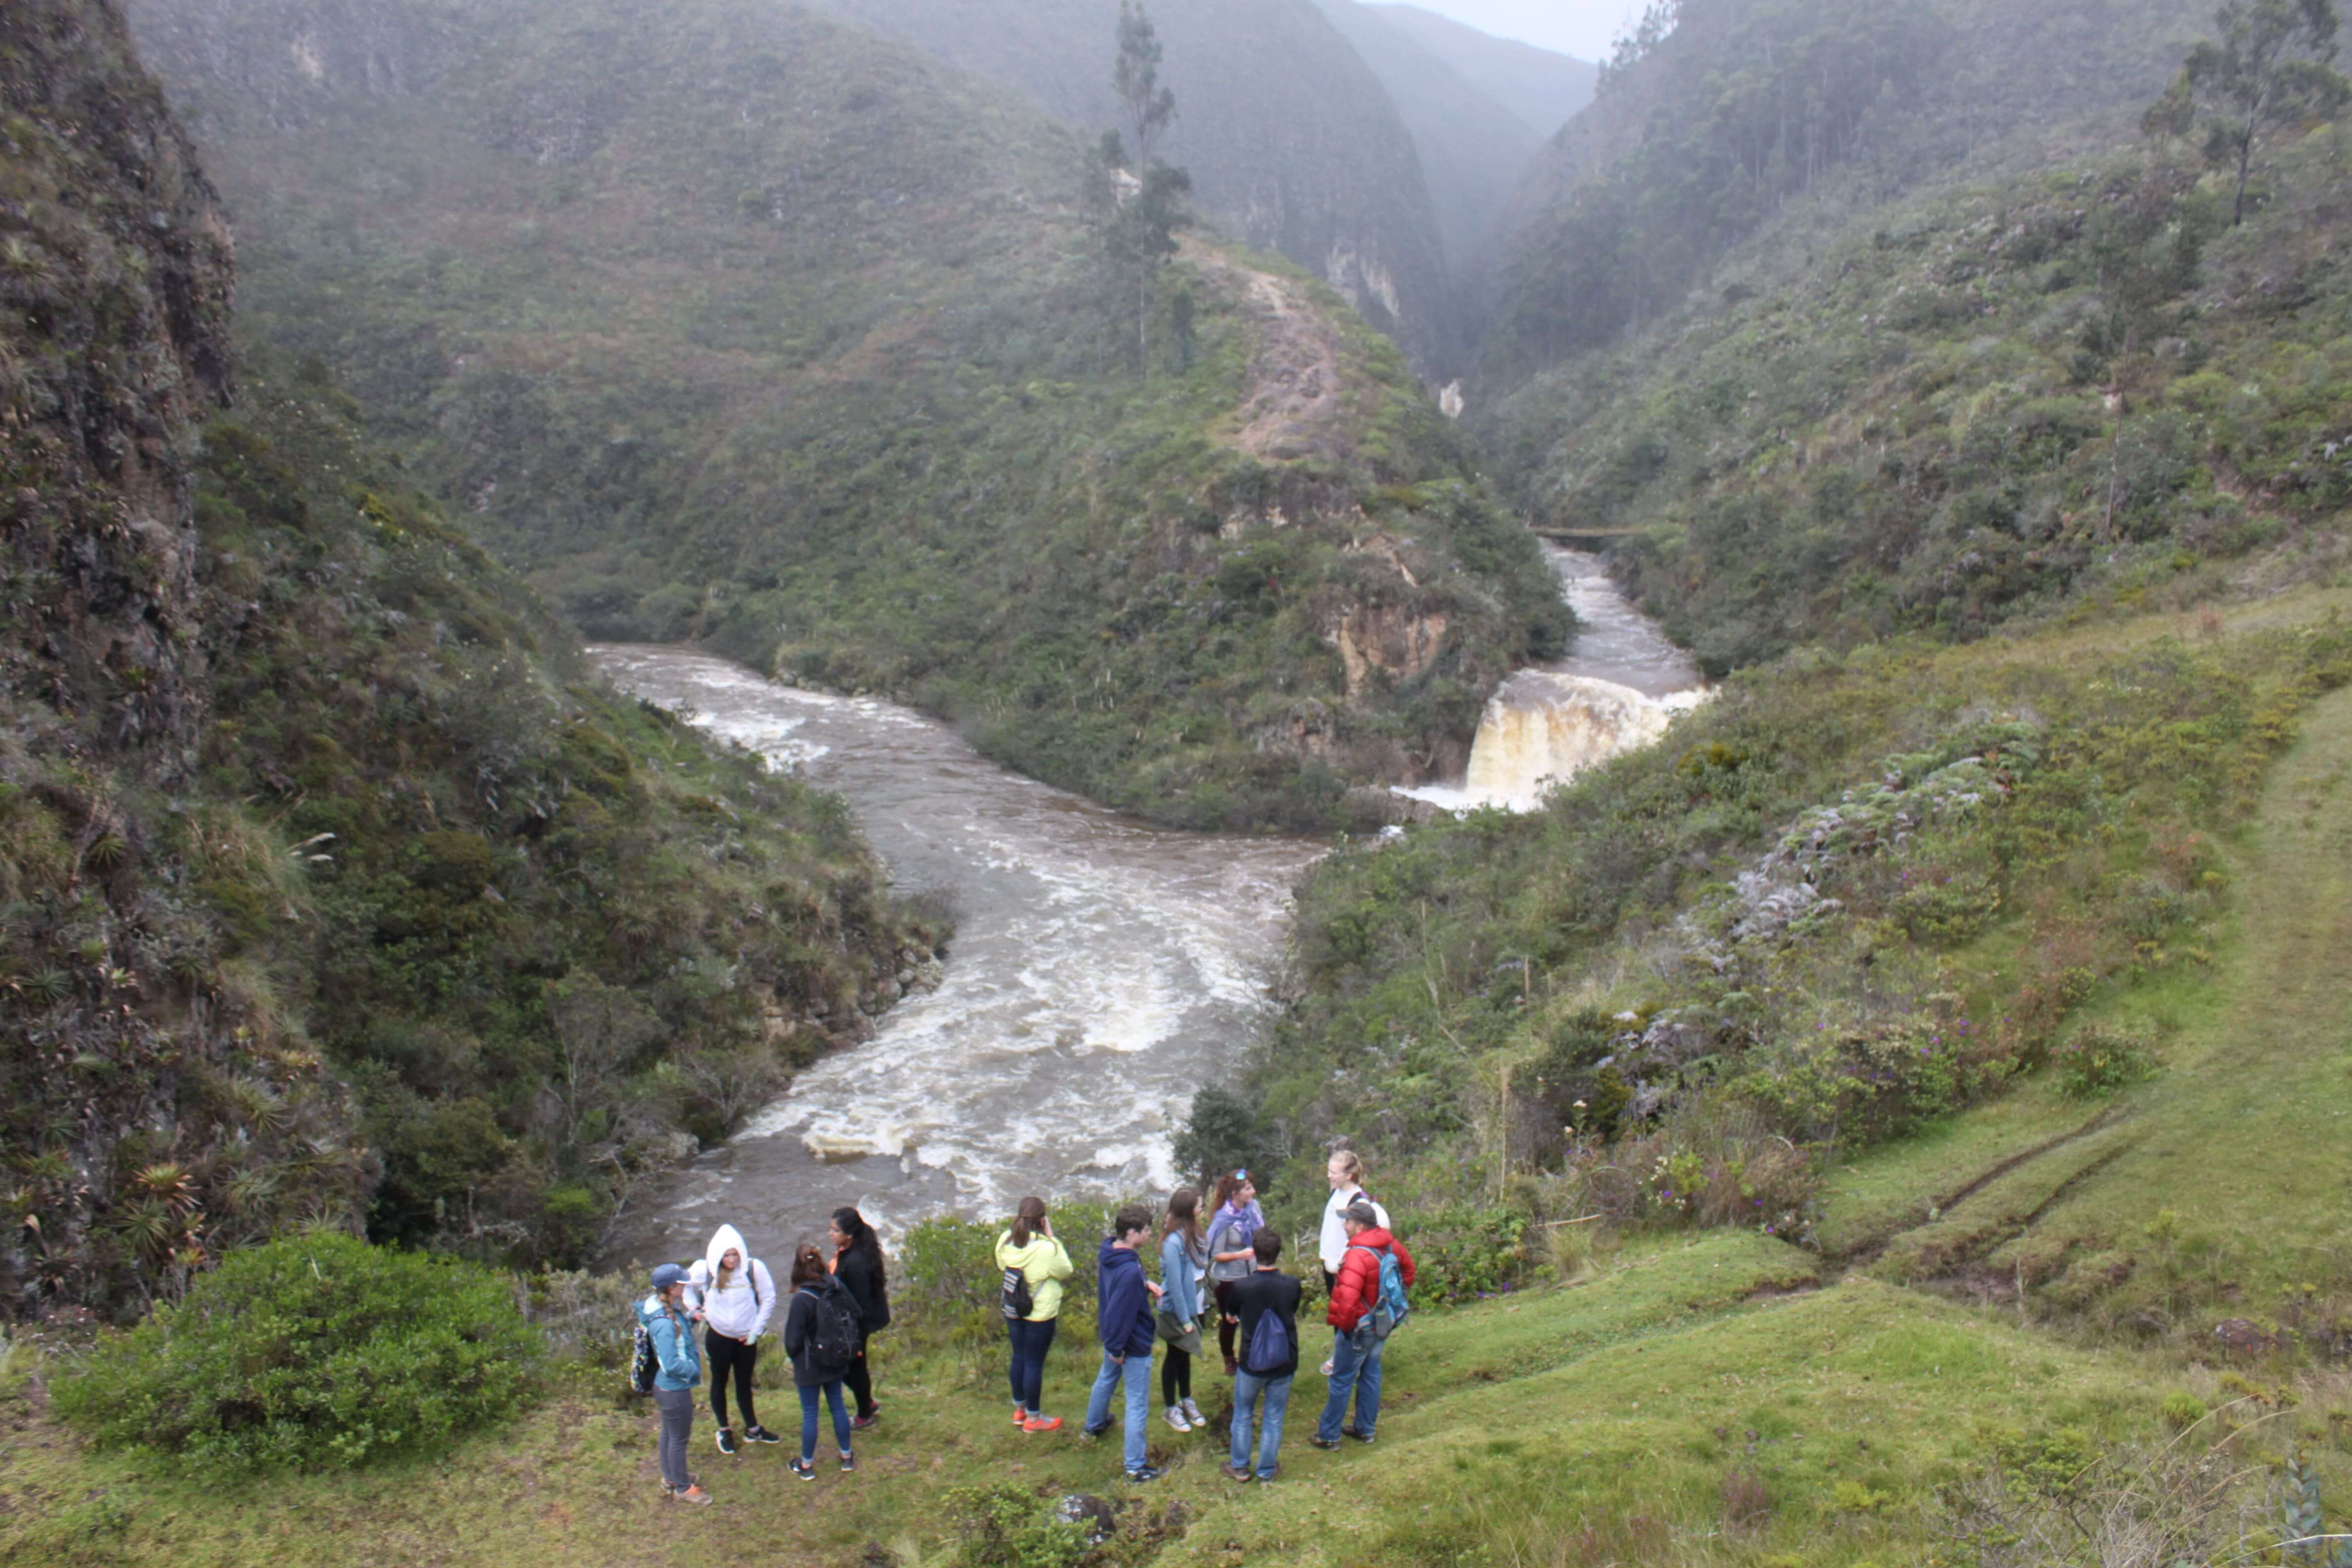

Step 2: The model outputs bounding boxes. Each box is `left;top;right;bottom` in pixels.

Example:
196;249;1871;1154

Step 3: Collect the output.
1814;680;2352;1333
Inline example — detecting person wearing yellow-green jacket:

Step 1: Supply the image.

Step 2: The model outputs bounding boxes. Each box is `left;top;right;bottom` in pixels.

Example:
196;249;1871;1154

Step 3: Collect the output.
995;1195;1075;1432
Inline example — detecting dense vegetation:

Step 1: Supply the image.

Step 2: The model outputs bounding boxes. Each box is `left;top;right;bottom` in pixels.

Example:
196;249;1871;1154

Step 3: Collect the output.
128;0;1568;832
0;0;925;1312
1489;118;2352;673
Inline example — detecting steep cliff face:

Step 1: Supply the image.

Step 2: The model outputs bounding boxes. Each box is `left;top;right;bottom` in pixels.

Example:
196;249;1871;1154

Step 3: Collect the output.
806;0;1463;371
1307;0;1539;285
2;0;924;1315
0;0;234;772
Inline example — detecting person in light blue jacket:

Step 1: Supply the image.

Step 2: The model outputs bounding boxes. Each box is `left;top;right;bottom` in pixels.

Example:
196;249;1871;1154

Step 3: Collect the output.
1157;1188;1209;1432
637;1263;711;1504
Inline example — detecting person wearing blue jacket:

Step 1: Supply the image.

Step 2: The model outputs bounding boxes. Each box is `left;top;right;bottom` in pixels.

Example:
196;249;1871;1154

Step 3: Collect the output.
1081;1205;1165;1482
637;1263;712;1504
1156;1189;1209;1432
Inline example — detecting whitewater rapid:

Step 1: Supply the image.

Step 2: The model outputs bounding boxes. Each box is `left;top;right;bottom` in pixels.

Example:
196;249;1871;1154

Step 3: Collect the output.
588;647;1321;1265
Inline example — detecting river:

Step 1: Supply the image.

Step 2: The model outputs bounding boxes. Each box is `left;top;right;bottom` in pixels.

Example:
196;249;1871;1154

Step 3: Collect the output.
589;545;1700;1263
588;647;1323;1265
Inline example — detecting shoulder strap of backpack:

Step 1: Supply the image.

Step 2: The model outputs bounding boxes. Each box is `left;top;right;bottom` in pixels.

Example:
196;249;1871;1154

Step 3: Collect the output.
748;1261;761;1308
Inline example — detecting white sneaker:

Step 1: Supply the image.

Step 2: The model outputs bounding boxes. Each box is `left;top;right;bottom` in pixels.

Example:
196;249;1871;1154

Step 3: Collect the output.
1163;1406;1193;1433
1181;1397;1206;1426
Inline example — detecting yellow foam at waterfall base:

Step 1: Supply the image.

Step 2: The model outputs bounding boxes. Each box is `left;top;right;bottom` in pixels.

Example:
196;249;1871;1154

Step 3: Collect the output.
1441;672;1707;812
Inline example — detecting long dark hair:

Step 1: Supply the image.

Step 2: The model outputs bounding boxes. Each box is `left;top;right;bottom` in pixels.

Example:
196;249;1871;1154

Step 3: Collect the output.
833;1206;885;1290
1162;1187;1202;1248
1011;1195;1048;1248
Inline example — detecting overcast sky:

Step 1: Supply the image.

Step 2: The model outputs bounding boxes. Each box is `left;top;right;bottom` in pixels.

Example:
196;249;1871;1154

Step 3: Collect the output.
1392;0;1635;62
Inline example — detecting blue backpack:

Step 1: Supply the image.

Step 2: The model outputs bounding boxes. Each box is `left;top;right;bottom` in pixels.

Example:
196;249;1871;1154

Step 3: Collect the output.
1348;1243;1411;1343
1242;1301;1293;1375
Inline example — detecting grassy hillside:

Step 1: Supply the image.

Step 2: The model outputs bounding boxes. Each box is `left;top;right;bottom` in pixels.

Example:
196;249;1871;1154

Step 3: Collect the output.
1486;124;2352;674
129;0;1568;832
1;0;925;1307
8;1222;2342;1565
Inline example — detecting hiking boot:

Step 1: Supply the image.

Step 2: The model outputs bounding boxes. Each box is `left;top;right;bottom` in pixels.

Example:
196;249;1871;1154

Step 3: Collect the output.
1309;1435;1342;1451
1180;1397;1206;1426
1022;1414;1064;1433
1222;1357;1239;1376
838;1452;856;1473
1258;1464;1282;1483
671;1484;714;1505
1222;1461;1252;1482
788;1458;817;1481
1163;1406;1192;1433
744;1425;782;1445
1124;1464;1163;1483
1343;1425;1375;1444
851;1413;879;1431
714;1426;738;1457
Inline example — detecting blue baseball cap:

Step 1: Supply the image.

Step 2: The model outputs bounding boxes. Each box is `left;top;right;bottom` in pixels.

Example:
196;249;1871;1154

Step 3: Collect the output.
650;1263;691;1290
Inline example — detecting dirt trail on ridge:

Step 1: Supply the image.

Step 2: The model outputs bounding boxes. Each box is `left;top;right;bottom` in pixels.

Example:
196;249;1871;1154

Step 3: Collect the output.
1184;239;1356;463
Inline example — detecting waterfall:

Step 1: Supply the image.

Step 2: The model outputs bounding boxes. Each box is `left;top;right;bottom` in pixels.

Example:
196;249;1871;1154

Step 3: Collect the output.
1463;672;1680;810
1397;545;1708;814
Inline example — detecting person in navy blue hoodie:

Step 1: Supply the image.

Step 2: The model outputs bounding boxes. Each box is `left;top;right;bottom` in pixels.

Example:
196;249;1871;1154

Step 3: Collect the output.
1081;1204;1165;1481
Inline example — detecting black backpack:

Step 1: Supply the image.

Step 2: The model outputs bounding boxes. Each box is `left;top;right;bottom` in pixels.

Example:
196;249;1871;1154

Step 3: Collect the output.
1000;1263;1034;1321
801;1281;861;1373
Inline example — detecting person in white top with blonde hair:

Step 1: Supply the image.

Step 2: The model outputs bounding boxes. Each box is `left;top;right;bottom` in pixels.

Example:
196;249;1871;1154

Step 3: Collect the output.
1316;1149;1389;1377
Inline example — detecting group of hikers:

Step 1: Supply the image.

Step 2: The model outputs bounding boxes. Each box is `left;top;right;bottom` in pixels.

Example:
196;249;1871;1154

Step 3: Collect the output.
631;1150;1412;1502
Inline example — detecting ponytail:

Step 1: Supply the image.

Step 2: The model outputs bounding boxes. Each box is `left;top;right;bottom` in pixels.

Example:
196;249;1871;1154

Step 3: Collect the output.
1011;1195;1047;1249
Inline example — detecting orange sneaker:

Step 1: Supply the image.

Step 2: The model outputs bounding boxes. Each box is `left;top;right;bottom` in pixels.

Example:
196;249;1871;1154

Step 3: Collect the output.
1021;1414;1063;1433
671;1484;714;1506
1012;1403;1028;1425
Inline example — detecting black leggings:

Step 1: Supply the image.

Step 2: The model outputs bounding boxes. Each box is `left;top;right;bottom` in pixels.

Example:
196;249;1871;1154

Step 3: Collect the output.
842;1346;876;1419
1215;1280;1237;1366
706;1328;759;1430
1161;1346;1192;1407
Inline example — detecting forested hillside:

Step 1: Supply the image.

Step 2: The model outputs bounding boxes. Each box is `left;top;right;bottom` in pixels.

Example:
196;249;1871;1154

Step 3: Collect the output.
0;0;925;1311
1485;0;2209;382
126;0;1568;833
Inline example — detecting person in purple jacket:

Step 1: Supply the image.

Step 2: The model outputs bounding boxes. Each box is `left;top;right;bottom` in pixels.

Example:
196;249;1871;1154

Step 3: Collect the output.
1081;1205;1165;1482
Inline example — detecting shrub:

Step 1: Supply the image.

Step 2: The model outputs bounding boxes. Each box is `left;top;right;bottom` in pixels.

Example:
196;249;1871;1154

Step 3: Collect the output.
2052;1022;2159;1098
896;1213;1103;1363
950;1484;1091;1568
1399;1204;1530;1304
53;1233;543;1470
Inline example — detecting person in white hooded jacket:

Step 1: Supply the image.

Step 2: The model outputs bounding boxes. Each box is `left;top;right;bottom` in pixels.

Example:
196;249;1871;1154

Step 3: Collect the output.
686;1224;779;1454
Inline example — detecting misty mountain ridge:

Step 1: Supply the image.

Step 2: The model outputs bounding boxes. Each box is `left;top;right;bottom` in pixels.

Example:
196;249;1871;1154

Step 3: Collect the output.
1363;1;1597;139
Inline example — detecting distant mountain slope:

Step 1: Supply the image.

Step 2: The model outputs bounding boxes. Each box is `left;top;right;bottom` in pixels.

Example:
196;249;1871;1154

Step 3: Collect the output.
1308;0;1539;283
1368;3;1596;139
1484;0;2209;386
128;0;1568;832
805;0;1464;370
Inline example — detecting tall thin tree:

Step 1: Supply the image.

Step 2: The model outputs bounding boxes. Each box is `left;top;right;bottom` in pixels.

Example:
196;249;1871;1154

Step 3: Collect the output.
2155;0;2350;225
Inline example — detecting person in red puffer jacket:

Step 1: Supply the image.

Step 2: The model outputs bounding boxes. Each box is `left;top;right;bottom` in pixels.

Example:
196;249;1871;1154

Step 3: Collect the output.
1310;1203;1415;1450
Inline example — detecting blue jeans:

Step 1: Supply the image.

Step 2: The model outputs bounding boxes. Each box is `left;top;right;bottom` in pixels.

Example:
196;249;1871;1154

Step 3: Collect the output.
1083;1348;1152;1472
1007;1316;1058;1414
797;1378;850;1463
1316;1328;1382;1442
1229;1369;1292;1479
